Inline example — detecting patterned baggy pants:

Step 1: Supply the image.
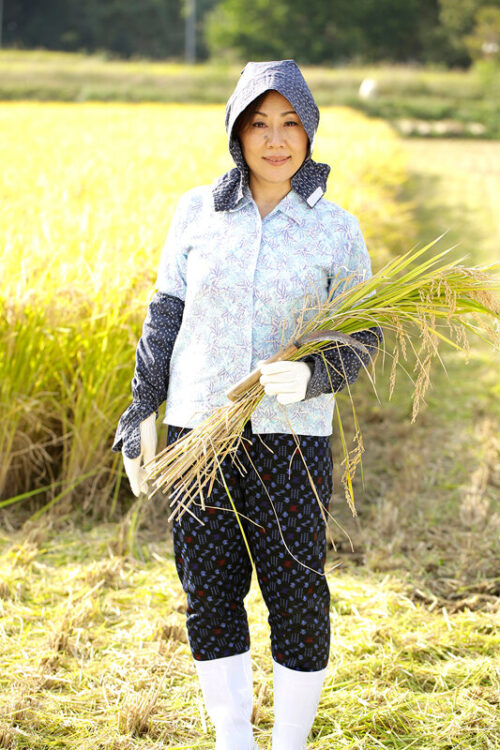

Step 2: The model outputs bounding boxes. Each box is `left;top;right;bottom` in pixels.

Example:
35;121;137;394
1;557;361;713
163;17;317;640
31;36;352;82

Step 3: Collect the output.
168;420;333;672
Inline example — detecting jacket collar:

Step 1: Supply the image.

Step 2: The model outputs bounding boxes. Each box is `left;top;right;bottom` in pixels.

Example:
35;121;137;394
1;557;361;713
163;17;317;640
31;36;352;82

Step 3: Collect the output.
213;156;331;213
226;181;323;225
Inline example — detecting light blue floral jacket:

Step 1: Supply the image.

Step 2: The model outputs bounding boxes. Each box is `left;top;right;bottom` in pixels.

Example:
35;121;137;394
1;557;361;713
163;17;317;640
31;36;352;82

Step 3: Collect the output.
156;182;373;435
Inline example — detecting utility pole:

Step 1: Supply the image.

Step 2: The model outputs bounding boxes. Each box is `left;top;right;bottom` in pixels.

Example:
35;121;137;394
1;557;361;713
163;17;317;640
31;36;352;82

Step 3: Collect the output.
185;0;196;64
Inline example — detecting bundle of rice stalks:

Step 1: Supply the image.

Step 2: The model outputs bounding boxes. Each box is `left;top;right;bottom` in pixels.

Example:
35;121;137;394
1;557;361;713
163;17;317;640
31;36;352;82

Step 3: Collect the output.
145;239;500;526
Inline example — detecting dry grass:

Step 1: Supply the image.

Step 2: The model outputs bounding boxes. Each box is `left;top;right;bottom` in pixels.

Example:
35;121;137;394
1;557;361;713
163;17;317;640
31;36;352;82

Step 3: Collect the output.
0;522;498;749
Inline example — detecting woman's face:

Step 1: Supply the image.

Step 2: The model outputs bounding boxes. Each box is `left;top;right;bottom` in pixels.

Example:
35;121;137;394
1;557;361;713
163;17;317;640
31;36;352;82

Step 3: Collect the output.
238;90;308;190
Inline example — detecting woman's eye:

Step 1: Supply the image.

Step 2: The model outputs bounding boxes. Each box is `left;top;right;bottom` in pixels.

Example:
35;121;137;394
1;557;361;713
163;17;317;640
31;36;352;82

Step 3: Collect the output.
252;121;266;128
285;120;299;126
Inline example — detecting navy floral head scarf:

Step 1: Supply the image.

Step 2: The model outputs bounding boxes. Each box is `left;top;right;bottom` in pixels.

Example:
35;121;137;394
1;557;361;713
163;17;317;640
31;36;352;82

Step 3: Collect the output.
212;59;331;211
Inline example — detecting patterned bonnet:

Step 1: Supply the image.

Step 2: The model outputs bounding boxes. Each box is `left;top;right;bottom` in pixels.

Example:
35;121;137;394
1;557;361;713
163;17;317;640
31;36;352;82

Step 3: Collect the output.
212;59;331;211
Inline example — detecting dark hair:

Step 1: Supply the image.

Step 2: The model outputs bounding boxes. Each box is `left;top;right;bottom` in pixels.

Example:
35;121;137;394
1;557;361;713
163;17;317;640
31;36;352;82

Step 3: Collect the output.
232;89;310;156
232;91;270;139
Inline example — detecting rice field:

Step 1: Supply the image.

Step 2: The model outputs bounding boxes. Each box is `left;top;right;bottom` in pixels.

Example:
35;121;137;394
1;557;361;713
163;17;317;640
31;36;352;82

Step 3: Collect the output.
0;102;411;511
1;100;499;749
1;50;499;139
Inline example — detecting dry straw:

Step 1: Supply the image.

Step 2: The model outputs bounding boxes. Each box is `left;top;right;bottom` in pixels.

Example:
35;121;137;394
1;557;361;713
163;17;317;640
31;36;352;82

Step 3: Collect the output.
145;238;500;541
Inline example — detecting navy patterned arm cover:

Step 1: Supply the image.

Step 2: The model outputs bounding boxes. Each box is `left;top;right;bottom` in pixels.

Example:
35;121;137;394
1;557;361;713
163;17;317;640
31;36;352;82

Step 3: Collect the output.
112;292;185;458
302;326;383;399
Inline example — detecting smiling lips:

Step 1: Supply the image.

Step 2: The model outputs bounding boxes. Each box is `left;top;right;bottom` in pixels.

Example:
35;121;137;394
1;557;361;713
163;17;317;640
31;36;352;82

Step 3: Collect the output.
263;156;291;165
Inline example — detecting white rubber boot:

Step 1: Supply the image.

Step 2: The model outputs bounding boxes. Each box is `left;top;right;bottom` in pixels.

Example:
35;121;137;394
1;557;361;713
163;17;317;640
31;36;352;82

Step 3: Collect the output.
271;661;328;750
195;651;255;750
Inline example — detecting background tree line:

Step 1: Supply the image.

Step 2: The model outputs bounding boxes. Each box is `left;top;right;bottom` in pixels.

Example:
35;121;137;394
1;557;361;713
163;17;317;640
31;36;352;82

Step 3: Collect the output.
2;0;500;67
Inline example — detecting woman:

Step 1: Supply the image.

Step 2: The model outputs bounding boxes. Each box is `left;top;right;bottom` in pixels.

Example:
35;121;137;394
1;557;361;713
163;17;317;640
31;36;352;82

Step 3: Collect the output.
113;59;381;750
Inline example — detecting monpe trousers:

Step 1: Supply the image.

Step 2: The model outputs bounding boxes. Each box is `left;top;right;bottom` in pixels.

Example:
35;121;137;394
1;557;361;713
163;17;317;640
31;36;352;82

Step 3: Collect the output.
168;420;333;672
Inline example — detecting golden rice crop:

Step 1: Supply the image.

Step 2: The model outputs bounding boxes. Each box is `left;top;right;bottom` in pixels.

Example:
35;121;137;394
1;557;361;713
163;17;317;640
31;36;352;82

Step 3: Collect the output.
0;102;412;512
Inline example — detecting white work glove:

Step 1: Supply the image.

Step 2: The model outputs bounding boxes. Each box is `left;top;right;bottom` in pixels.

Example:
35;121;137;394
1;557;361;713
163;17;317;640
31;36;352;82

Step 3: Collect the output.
122;413;158;496
259;360;312;405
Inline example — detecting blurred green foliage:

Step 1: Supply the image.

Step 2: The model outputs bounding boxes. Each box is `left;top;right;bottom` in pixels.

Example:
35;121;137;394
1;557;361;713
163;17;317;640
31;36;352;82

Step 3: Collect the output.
206;0;443;65
465;6;500;62
2;0;500;67
3;0;216;60
438;0;500;65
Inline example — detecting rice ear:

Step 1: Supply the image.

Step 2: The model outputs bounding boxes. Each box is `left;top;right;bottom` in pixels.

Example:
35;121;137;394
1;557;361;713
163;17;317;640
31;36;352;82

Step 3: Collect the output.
145;243;500;522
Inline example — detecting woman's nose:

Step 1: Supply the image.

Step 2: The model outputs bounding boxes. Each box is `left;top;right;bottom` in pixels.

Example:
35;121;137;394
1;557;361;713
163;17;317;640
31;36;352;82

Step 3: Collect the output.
265;125;285;146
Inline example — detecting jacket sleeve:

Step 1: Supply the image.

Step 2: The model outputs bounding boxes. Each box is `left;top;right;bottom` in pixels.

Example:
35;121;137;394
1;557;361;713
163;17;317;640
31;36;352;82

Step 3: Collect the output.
112;193;192;458
111;293;185;457
302;327;382;399
300;214;382;400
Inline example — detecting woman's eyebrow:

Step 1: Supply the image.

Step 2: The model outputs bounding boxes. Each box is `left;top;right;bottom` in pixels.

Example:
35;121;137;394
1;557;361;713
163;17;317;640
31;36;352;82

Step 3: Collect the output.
254;110;298;117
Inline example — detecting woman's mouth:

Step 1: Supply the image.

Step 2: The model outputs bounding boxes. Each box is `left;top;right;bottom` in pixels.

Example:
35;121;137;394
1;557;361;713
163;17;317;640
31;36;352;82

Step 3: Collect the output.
263;156;291;166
